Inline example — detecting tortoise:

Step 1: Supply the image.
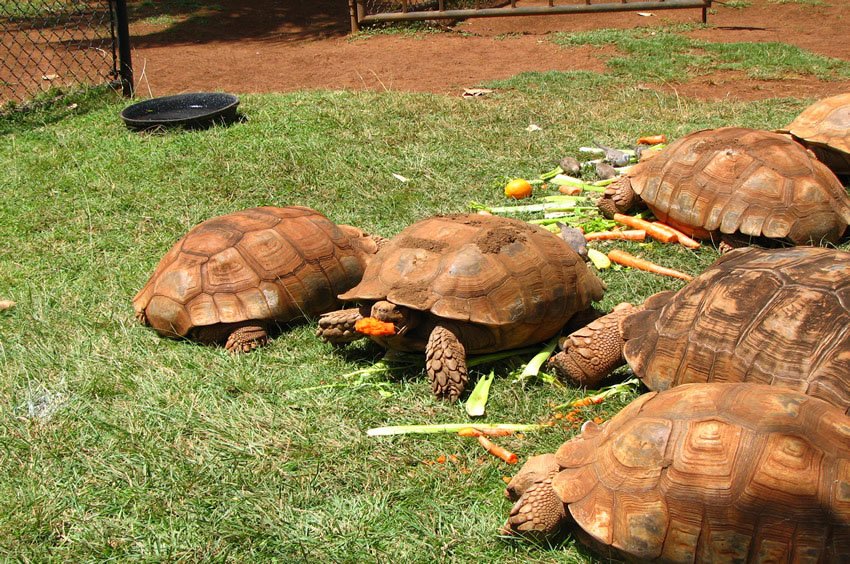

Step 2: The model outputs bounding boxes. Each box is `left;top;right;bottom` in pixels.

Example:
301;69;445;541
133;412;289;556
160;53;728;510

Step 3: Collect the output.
501;382;850;561
133;206;382;352
778;92;850;177
549;246;850;414
315;213;605;401
598;127;850;247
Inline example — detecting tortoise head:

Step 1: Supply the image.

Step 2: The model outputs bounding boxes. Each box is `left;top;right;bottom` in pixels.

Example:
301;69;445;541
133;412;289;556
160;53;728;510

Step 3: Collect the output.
368;300;419;337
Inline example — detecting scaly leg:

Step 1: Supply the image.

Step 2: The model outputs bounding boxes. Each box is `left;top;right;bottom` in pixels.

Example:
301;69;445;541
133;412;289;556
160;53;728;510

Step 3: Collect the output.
225;325;269;353
316;308;367;344
425;325;468;402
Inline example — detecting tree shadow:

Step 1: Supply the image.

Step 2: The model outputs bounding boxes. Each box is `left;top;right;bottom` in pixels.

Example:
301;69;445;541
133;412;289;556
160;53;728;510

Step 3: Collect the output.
129;0;352;48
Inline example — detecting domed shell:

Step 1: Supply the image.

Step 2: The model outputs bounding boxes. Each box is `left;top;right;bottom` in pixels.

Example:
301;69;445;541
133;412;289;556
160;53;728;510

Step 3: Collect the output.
551;383;850;561
621;246;850;414
338;214;604;333
629;127;850;244
133;206;372;338
780;93;850;176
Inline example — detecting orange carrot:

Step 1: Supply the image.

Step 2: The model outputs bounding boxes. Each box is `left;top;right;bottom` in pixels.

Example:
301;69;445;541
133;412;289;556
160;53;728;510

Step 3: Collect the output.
457;427;515;437
571;395;606;407
608;249;694;281
477;435;518;464
584;229;646;242
612;213;677;244
651;221;701;250
637;134;667;145
354;317;396;336
559;184;582;196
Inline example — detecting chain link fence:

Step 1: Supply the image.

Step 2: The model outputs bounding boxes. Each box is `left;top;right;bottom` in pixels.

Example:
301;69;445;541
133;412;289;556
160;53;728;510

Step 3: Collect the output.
0;0;126;108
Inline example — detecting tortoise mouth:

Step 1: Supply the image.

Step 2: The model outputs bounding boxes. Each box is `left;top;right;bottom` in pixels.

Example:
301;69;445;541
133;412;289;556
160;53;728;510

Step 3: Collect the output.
354;317;397;336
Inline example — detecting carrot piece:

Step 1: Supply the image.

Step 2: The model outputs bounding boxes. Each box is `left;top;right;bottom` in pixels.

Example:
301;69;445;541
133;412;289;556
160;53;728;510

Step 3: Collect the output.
584;229;646;242
612;213;677;244
570;395;606;407
637;134;667;145
457;427;515;437
354;317;396;336
651;221;701;250
477;435;518;464
608;249;694;282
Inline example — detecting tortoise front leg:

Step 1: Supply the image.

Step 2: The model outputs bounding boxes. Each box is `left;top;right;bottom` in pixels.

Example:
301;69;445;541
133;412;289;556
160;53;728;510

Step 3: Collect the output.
316;308;367;344
597;176;643;219
225;325;269;353
500;473;568;541
425;325;468;402
548;305;634;387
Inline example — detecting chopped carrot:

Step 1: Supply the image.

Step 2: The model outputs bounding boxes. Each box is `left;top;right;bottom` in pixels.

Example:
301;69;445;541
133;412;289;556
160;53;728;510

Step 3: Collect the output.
608;249;694;282
457;427;515;437
559;184;582;196
637;134;667;145
612;213;677;244
477;435;519;464
449;454;459;464
571;395;606;407
584;229;646;242
652;221;701;250
593;417;605;424
502;476;512;484
354;317;396;336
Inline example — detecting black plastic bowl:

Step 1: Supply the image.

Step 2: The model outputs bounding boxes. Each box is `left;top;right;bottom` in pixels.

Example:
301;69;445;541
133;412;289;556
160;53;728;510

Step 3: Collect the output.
120;92;240;131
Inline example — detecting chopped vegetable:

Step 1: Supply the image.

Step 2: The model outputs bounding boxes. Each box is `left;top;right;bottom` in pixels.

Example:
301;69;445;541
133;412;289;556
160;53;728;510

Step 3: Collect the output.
464;371;494;417
554;378;640;410
587;248;612;270
504;178;533;199
366;423;549;437
584;229;646;242
0;300;15;311
477;435;518;464
637;134;667;145
608;249;694;282
513;336;559;384
457;427;515;437
651;221;701;249
355;317;396;336
612;213;677;243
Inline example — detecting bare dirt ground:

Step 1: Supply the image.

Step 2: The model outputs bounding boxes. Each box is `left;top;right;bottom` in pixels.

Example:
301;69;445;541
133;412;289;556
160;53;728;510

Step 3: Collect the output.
129;0;850;101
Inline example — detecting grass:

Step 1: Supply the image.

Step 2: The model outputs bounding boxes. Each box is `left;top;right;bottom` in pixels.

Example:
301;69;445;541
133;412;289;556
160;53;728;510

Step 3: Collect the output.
552;24;850;82
2;42;849;562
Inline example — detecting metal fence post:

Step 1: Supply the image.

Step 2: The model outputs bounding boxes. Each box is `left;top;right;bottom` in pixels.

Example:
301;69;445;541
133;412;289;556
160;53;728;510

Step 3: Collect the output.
113;0;133;96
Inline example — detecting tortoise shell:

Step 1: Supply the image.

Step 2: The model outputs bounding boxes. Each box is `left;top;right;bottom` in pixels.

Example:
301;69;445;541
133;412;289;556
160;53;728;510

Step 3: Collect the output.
627;126;850;244
337;213;604;352
133;206;375;342
620;246;850;414
780;93;850;176
549;383;850;561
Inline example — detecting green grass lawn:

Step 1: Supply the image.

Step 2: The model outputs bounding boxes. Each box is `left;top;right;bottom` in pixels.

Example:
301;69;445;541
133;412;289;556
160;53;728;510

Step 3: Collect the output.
1;32;849;561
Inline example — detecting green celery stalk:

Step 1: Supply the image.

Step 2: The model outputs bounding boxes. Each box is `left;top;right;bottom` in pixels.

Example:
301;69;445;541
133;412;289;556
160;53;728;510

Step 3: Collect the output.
366;422;549;437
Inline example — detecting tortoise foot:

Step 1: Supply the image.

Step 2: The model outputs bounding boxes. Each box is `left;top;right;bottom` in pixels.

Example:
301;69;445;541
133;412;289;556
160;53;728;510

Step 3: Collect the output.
549;306;633;387
316;308;365;344
135;309;149;326
501;475;567;541
425;325;468;402
225;325;268;353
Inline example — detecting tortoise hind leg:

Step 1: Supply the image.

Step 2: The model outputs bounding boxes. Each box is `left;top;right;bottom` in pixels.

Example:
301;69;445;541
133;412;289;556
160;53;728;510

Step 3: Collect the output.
425;325;468;402
225;325;269;353
316;308;367;345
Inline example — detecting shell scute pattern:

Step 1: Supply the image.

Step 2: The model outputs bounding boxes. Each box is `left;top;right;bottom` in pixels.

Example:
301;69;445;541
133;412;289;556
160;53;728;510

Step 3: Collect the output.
134;206;373;342
537;384;850;561
624;248;850;413
629;127;850;244
781;93;850;175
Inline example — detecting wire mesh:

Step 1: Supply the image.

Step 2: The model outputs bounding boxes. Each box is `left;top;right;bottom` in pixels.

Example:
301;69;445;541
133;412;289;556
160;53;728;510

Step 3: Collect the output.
0;0;118;107
361;0;508;16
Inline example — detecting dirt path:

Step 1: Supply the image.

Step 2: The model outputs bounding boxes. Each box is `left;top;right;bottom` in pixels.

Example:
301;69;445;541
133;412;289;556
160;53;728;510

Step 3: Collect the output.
129;0;850;101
